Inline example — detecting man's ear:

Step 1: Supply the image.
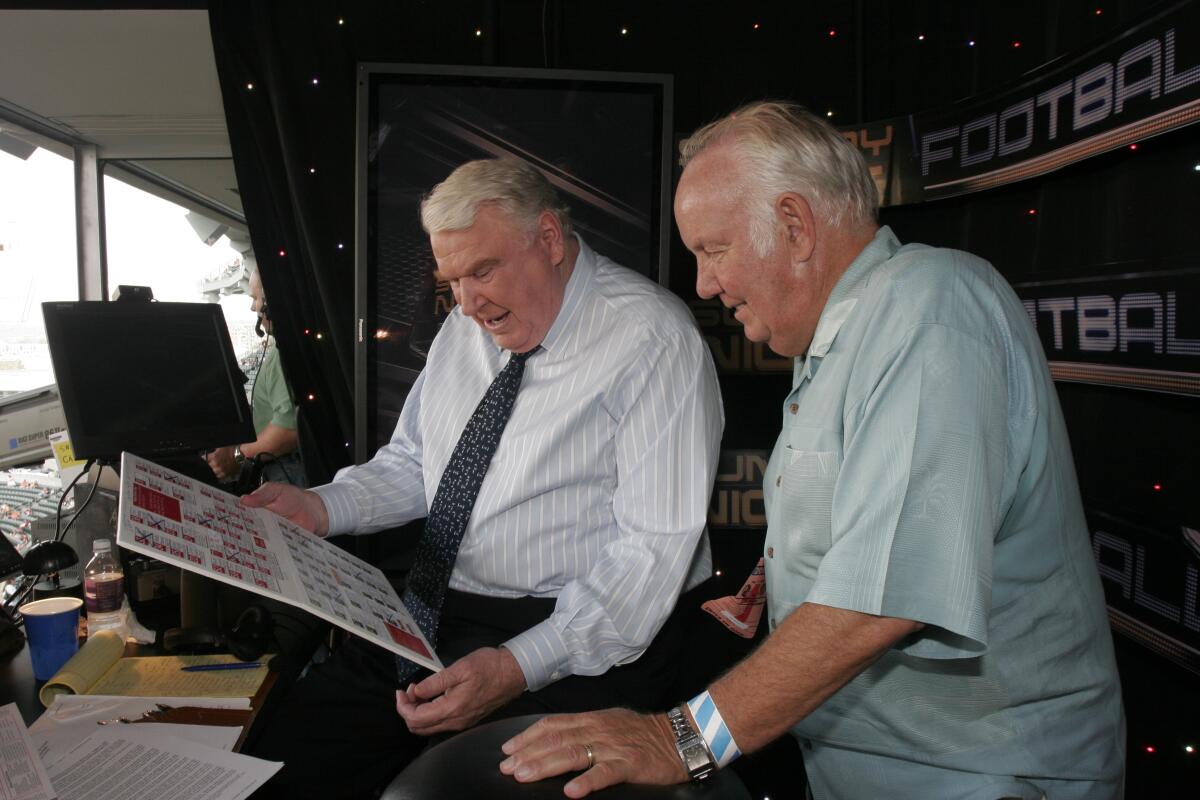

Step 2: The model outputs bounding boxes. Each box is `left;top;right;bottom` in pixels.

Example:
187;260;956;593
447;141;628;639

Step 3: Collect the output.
776;193;816;263
537;210;566;265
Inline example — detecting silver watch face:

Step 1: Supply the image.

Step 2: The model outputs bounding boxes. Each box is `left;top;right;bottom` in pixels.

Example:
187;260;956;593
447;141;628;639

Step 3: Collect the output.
681;740;714;776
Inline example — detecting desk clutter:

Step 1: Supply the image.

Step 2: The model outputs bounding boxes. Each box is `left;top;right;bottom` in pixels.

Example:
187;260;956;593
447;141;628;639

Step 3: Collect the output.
0;631;282;800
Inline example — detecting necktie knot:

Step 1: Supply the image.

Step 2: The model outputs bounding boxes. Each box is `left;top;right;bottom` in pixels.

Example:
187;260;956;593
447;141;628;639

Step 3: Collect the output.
508;347;535;365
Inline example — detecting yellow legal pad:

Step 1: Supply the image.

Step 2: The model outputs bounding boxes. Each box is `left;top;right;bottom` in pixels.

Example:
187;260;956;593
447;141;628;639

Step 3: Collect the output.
39;630;270;706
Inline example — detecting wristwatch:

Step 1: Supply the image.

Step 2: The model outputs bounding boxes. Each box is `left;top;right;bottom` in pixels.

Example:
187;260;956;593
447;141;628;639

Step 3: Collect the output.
233;446;246;464
667;706;715;782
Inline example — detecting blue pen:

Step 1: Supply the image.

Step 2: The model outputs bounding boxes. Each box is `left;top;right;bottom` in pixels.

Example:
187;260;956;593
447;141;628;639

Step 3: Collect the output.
179;662;264;672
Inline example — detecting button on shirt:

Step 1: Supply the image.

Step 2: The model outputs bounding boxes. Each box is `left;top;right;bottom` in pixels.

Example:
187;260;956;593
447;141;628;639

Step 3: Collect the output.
761;227;1125;798
314;236;723;691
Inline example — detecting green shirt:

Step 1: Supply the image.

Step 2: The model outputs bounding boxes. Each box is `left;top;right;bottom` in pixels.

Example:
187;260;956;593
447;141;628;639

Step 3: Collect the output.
252;345;297;435
762;227;1124;799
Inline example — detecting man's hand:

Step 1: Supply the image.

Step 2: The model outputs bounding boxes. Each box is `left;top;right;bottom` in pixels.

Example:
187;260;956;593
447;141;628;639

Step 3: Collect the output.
499;710;686;798
395;647;526;736
241;482;329;536
205;447;239;482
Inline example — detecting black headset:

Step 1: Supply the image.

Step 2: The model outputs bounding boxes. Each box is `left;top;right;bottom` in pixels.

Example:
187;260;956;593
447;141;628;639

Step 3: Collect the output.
162;604;275;661
254;302;271;338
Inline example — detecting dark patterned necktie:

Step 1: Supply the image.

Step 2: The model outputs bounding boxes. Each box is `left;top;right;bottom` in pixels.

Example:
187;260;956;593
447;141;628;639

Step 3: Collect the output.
396;348;534;680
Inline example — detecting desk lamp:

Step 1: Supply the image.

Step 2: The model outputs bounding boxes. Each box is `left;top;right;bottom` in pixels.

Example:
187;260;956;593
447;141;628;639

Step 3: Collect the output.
22;539;80;599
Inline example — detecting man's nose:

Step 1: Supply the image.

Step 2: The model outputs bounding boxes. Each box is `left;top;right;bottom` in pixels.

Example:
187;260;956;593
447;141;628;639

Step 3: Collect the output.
458;281;482;314
695;261;720;300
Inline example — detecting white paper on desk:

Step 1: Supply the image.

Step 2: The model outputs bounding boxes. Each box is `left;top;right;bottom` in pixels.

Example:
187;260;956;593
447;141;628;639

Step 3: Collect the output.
0;702;56;800
43;726;280;800
30;696;249;766
116;452;441;672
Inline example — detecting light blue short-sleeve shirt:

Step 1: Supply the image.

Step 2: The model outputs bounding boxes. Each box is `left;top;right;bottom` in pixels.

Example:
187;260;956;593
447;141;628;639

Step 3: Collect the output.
762;227;1125;800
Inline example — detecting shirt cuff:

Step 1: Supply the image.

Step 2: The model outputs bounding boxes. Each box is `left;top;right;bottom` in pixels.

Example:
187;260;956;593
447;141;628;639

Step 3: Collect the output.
502;620;571;692
309;482;361;535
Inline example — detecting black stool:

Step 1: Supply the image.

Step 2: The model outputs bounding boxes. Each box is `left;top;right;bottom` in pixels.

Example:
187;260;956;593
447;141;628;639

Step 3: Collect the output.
381;714;751;800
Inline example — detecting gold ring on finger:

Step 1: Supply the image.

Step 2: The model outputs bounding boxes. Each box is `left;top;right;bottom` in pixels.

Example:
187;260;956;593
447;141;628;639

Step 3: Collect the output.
584;742;595;769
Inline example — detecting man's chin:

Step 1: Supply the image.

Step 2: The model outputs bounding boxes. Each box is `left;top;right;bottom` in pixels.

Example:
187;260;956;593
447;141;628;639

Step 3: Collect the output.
489;331;535;353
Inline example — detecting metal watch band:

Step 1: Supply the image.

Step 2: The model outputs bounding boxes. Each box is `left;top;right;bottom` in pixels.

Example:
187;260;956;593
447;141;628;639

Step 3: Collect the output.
667;706;716;782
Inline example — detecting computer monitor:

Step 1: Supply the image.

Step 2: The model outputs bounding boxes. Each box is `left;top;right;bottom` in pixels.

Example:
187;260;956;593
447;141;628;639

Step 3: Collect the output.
41;300;255;462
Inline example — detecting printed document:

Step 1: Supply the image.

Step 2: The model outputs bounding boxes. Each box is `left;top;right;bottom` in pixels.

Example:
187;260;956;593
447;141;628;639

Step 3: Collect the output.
43;726;279;800
117;452;440;672
0;703;55;800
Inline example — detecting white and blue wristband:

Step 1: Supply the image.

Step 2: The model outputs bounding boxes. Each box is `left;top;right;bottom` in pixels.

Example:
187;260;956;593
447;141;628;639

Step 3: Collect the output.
687;690;742;768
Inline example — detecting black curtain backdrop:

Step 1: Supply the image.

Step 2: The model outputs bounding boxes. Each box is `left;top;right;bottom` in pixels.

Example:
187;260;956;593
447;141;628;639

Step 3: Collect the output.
208;2;360;485
202;0;1162;488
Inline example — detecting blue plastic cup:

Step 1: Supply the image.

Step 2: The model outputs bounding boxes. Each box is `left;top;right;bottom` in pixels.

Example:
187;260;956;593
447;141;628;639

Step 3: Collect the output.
20;597;83;680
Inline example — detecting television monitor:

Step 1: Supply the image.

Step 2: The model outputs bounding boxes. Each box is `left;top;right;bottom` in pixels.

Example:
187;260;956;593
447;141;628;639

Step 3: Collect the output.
355;64;673;459
41;300;255;461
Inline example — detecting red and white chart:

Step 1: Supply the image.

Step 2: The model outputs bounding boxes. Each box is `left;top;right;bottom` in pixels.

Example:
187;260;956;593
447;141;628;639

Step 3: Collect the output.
117;452;440;672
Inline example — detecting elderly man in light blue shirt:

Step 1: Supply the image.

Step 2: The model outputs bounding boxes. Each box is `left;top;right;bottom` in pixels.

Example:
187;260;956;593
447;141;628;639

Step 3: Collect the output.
502;102;1125;800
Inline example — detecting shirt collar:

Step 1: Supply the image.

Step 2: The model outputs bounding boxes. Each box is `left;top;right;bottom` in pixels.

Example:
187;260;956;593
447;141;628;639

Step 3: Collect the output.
794;225;901;384
537;233;595;355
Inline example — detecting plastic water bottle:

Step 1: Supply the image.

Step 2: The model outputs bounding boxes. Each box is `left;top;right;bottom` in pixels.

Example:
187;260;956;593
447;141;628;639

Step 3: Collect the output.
84;539;127;638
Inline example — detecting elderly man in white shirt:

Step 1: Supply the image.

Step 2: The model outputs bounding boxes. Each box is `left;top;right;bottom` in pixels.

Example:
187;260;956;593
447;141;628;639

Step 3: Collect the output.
243;157;724;799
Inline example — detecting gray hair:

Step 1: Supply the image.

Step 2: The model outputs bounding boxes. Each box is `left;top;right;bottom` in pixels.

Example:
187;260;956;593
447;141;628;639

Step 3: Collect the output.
420;158;573;239
679;101;878;256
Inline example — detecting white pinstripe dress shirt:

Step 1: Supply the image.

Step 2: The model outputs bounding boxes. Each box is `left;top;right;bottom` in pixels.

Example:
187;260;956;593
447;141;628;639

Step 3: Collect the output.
313;236;724;690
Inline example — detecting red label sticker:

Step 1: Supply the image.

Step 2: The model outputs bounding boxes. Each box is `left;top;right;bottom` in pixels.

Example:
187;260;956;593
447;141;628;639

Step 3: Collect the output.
132;483;182;522
385;622;431;658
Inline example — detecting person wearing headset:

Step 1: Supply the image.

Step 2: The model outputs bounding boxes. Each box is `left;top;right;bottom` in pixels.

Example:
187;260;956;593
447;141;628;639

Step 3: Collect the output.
206;266;307;487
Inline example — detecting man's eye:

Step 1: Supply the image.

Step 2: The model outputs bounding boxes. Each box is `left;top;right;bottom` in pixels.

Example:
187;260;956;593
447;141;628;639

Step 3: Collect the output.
476;267;494;280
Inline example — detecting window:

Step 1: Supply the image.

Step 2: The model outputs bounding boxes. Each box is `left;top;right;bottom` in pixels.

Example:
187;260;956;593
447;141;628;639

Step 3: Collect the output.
102;174;258;364
0;146;77;396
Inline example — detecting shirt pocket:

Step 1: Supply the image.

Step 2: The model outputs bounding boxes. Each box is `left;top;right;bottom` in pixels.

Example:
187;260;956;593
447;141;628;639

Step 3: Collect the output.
777;447;841;578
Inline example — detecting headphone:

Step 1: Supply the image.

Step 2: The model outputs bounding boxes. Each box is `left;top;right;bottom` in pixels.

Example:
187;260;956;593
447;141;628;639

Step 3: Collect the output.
162;604;275;661
254;302;271;338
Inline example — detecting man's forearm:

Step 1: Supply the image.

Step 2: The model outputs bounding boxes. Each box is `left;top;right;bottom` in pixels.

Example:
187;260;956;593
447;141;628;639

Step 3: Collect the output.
705;603;923;754
241;422;298;461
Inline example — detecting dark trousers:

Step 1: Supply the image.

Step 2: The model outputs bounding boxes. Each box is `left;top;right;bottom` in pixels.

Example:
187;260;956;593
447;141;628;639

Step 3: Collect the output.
247;588;687;799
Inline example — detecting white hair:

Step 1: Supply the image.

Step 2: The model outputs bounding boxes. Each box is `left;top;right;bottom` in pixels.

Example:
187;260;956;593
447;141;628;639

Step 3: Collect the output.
420;158;572;239
679;101;878;257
